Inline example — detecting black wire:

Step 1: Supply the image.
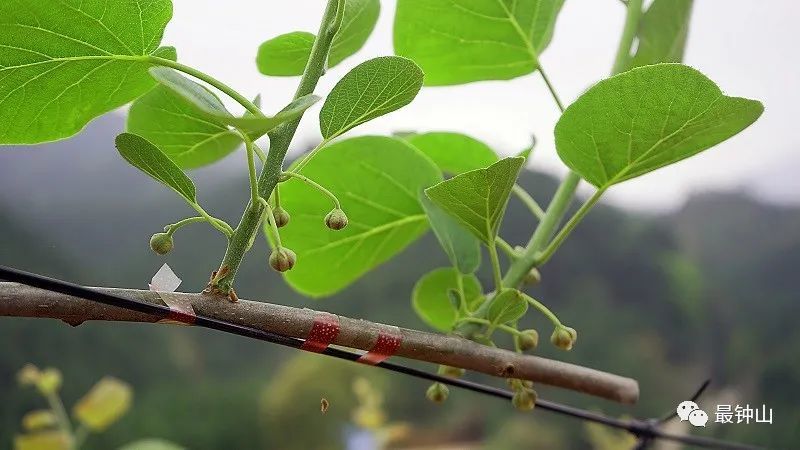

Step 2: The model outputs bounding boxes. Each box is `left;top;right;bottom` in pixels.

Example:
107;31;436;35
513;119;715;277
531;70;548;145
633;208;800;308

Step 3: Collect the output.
0;265;762;450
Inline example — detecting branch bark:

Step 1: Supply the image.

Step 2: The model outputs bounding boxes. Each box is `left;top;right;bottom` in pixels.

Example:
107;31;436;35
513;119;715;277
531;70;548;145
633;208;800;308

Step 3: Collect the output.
0;282;638;404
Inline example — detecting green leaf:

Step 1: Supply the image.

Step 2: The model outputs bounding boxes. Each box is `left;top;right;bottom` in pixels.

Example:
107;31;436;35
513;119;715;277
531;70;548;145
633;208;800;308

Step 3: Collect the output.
486;289;528;326
406;132;498;174
425;157;525;245
256;0;380;76
420;195;481;274
329;0;382;67
119;439;185;450
148;67;320;135
279;136;441;297
555;64;763;188
256;31;316;76
127;85;242;169
626;0;693;70
0;0;173;144
320;56;423;139
394;0;565;85
73;377;132;432
412;268;482;332
115;133;197;203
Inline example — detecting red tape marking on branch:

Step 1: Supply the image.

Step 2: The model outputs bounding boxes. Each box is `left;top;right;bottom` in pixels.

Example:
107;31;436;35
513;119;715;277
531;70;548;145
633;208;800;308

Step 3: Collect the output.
358;325;402;365
301;312;340;353
160;293;197;325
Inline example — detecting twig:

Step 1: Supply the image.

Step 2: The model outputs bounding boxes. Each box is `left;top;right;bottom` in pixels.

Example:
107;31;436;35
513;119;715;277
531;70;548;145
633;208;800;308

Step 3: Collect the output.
0;281;638;404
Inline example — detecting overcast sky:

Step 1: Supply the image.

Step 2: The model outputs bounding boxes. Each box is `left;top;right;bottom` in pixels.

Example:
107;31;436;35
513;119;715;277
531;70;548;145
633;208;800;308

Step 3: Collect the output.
162;0;799;211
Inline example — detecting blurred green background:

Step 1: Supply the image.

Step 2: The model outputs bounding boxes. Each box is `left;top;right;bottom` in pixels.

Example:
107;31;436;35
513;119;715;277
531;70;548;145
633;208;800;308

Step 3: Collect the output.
1;114;797;448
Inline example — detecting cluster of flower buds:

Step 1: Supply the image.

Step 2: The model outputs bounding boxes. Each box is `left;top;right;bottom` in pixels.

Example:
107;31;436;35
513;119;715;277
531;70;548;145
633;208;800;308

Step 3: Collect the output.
507;378;537;411
425;382;449;403
18;364;62;395
550;325;578;351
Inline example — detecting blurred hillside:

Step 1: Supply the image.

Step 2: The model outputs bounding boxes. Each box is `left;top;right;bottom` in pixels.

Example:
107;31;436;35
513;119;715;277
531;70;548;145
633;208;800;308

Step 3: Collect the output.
0;115;796;448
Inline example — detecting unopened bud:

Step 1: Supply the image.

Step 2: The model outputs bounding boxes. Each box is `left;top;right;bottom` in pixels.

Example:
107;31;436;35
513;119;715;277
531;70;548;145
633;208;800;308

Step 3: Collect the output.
17;364;41;386
426;382;449;403
441;365;465;378
269;247;297;272
512;387;537;411
550;326;577;351
516;329;539;352
273;207;290;228
523;267;541;285
324;208;348;230
149;232;174;255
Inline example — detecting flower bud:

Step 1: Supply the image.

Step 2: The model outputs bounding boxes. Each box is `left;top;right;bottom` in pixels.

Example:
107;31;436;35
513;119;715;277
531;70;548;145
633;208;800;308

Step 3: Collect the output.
17;364;41;386
273;207;290;228
425;382;449;403
516;329;539;352
324;208;348;230
512;387;537;411
149;232;174;255
523;267;541;285
550;326;577;351
269;247;297;272
36;368;62;395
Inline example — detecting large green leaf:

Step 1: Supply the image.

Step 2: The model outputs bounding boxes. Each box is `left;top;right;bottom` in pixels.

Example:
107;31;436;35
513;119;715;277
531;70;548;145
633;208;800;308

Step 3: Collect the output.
256;31;316;76
256;0;380;76
406;132;498;174
421;195;481;274
394;0;565;85
115;133;196;203
279;136;441;297
555;64;763;188
127;85;241;169
149;67;320;135
626;0;694;70
425;157;524;245
486;289;527;326
412;268;482;332
0;0;173;144
319;56;423;139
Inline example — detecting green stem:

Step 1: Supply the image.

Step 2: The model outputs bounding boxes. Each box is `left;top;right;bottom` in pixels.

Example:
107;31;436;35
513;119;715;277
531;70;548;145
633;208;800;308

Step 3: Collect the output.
611;0;643;75
164;216;207;234
242;132;259;206
534;188;605;265
522;293;562;328
259;198;283;248
290;138;331;174
455;273;468;315
190;202;233;237
45;392;74;448
512;184;545;220
488;240;504;292
210;0;342;294
538;65;565;112
499;324;523;337
145;56;261;116
495;237;519;260
73;425;89;449
502;171;580;287
279;171;341;208
456;317;491;327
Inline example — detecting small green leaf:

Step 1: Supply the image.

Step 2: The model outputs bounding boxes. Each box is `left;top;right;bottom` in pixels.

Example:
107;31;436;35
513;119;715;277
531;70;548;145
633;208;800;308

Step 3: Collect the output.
320;56;423;139
128;85;242;169
0;0;173;144
420;195;481;274
256;0;380;76
394;0;565;85
425;157;525;245
256;31;316;76
115;133;197;203
73;377;132;432
486;289;528;326
626;0;694;70
406;132;498;174
555;64;763;188
148;67;320;135
279;136;441;297
412;268;482;332
119;439;185;450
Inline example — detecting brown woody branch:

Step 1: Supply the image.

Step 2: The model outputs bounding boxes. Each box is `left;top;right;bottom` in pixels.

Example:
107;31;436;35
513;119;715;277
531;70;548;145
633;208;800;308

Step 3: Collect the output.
0;282;639;404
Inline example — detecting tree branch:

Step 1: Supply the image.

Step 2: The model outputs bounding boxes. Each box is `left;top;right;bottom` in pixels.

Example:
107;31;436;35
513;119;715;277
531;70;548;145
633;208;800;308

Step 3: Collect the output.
0;282;638;404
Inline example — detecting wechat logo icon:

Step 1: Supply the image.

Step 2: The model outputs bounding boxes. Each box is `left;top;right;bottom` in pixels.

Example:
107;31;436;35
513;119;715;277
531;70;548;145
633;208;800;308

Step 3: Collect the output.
677;400;708;427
